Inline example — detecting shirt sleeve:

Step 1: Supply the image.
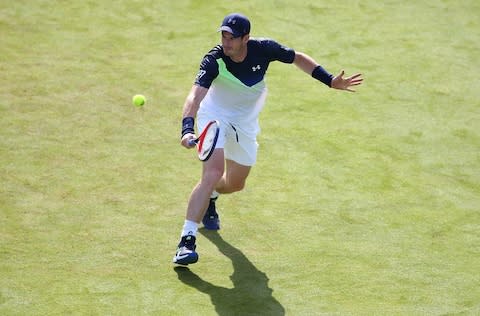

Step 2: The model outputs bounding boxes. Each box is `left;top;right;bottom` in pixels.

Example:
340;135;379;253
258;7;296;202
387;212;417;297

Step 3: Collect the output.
260;38;296;64
194;49;220;89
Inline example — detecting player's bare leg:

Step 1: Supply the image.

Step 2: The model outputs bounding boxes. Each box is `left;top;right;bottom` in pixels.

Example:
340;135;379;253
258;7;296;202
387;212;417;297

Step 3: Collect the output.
186;148;225;223
202;159;251;230
215;159;251;194
173;148;224;265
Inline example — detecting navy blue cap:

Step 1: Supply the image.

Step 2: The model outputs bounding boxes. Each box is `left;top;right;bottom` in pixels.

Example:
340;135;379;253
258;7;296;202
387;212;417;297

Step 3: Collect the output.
219;13;251;38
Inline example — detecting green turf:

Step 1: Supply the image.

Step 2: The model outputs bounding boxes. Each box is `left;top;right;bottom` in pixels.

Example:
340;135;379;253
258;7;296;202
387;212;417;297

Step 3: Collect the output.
1;0;479;315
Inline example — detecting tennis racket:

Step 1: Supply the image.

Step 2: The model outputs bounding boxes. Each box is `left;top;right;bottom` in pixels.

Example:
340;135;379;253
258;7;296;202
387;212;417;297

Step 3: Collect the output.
188;120;220;161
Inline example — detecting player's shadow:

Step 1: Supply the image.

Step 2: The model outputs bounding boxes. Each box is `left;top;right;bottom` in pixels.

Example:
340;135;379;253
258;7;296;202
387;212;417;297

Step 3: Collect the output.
174;229;285;315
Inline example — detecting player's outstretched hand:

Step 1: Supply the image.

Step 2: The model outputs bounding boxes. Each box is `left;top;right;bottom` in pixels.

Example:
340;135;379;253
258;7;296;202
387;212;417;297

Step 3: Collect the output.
331;70;363;92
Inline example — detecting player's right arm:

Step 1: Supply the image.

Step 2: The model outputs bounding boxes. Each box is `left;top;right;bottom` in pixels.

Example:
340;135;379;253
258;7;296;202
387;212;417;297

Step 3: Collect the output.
180;47;220;148
180;85;209;148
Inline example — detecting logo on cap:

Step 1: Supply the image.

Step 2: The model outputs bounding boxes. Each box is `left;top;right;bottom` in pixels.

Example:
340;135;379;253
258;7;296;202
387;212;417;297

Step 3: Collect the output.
219;13;250;38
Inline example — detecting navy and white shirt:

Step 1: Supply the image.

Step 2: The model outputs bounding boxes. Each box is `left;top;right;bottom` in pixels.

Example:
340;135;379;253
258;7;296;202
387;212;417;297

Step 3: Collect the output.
195;38;295;137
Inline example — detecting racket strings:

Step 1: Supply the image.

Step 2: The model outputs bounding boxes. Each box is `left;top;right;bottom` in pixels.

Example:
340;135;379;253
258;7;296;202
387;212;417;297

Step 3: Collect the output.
198;121;219;161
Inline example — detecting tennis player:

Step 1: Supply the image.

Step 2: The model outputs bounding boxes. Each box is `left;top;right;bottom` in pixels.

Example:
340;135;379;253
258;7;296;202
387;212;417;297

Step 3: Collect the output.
174;13;363;265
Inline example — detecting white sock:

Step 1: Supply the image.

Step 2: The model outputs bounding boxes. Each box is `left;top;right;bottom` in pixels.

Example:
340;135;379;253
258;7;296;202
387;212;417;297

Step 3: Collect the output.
181;220;198;237
210;190;219;199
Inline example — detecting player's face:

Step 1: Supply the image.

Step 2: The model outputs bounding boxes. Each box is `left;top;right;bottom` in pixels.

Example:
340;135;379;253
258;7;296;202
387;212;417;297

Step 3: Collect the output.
221;31;248;61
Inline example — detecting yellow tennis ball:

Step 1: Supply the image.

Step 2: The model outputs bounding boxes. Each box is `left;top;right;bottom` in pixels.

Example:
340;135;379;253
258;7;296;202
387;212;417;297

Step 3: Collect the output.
132;94;146;107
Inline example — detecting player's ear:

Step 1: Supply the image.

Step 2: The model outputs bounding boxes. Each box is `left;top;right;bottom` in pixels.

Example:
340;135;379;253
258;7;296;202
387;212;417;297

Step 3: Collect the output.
242;34;250;43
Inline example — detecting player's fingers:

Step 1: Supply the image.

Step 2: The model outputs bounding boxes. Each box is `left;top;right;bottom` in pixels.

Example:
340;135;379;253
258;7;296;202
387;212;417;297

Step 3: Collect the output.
349;79;363;84
349;73;362;79
181;140;190;148
346;76;363;83
181;134;196;148
187;137;197;148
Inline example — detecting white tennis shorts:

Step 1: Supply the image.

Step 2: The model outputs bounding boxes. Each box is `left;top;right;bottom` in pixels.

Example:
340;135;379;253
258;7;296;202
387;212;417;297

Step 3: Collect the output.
197;113;259;166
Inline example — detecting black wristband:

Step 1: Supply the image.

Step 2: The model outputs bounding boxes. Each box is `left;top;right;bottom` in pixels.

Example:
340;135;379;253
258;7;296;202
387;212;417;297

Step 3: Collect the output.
312;65;334;87
181;117;195;138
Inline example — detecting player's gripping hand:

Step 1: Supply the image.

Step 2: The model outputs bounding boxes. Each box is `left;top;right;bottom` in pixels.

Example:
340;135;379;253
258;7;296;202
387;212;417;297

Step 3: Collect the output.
181;133;196;149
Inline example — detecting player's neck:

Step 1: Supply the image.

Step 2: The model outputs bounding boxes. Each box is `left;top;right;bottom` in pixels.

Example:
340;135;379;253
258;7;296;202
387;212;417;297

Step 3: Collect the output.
230;47;248;63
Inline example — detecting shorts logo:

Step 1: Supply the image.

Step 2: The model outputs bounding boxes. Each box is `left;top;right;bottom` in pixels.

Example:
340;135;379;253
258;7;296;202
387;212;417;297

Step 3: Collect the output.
252;65;261;72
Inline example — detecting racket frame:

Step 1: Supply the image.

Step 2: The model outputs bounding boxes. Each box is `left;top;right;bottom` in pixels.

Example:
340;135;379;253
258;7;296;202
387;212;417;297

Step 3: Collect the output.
188;120;220;161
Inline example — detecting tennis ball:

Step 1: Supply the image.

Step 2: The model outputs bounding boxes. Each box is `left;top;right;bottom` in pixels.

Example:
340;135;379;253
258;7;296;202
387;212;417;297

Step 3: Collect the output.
132;94;146;107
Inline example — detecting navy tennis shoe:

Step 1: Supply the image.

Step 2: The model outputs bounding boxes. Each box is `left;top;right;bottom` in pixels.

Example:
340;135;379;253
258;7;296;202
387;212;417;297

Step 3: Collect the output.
173;235;198;265
202;197;220;230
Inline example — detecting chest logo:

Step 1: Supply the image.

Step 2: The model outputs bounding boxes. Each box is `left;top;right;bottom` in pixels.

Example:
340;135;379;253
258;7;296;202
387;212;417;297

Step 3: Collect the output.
252;65;261;72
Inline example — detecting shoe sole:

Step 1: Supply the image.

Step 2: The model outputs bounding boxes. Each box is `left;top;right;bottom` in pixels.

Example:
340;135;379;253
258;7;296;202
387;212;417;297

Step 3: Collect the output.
173;253;199;265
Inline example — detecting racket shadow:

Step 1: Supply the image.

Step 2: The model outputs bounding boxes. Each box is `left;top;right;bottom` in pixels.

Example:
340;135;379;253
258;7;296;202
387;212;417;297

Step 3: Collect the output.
174;229;285;315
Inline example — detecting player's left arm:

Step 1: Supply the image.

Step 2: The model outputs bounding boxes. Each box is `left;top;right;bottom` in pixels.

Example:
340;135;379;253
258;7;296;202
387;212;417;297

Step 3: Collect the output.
293;52;363;92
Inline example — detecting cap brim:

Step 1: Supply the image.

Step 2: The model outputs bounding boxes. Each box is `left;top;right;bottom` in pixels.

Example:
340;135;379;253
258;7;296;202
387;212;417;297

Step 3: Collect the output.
218;25;240;37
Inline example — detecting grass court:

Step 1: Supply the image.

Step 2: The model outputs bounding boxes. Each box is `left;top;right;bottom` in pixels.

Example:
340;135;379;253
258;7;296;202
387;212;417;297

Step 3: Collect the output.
1;0;479;314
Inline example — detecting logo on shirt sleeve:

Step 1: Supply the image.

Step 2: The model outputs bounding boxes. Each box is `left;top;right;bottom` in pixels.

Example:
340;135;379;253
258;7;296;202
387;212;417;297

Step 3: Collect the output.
196;70;207;80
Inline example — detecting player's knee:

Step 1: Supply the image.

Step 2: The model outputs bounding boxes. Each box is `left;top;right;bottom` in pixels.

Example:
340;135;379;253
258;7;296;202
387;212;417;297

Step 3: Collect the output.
229;179;246;192
203;169;224;187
